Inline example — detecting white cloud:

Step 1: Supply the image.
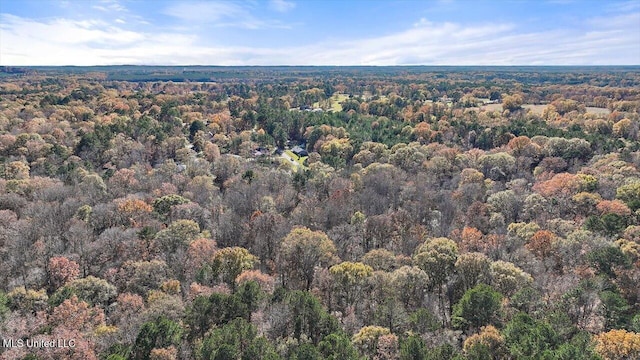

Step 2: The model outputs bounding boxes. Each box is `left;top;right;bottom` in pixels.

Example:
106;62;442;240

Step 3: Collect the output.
162;1;244;23
93;0;126;12
270;0;296;13
0;14;144;47
1;8;638;66
162;1;290;29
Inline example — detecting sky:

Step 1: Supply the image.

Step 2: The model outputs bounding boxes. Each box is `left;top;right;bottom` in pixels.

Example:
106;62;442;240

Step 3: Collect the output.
0;0;639;66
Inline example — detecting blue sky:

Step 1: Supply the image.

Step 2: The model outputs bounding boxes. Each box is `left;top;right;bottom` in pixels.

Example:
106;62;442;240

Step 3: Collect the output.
1;0;639;65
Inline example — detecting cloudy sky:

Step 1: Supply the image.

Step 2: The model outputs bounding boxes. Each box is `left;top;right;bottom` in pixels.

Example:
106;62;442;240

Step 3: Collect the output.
1;0;639;66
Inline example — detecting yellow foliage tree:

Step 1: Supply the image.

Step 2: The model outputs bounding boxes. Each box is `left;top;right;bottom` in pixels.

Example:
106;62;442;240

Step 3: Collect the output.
595;329;640;360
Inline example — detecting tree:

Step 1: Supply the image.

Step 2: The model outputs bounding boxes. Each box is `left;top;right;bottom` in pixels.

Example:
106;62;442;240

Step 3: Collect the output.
289;343;321;360
594;329;640;360
400;335;427;360
554;331;601;360
51;275;117;308
152;194;190;217
5;161;30;180
7;286;48;313
526;230;556;260
413;237;458;291
132;316;183;360
588;246;631;278
452;284;502;332
49;295;105;333
408;308;440;334
209;247;258;289
329;261;373;310
199;318;279;360
455;252;491;292
489;260;533;297
318;332;360;360
599;290;632;331
375;333;399;360
362;248;400;272
352;325;391;359
458;227;484;253
319;138;353;168
616;182;640;211
189;120;205;141
274;290;339;345
279;227;337;290
47;295;106;360
597;200;632;216
390;266;429;311
503;313;559;359
413;237;458;324
502;94;523;112
185;238;217;281
117;260;169;296
486;190;519;222
463;325;508;360
186;292;248;340
479;153;516;182
154;219;201;254
48;256;80;290
0;291;8;321
236;270;275;294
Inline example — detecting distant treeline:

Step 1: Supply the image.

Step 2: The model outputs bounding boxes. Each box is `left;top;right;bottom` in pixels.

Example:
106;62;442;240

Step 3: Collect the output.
3;65;639;83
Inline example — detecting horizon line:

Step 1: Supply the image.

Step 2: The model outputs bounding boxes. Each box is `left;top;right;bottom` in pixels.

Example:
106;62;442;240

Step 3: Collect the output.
3;64;640;68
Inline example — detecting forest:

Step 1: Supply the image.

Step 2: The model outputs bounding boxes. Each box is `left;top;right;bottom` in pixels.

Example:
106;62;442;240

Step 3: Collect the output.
0;66;639;360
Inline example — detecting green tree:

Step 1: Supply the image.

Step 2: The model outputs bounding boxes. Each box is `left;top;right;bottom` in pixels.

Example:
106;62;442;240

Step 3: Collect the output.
408;308;441;334
554;332;602;360
318;333;360;360
0;291;8;321
503;313;559;359
400;335;427;360
152;194;190;216
616;182;640;211
186;292;249;340
290;343;321;360
424;343;463;360
452;284;502;332
132;316;183;360
283;290;339;345
189;120;205;141
599;290;631;330
587;246;630;278
199;318;280;360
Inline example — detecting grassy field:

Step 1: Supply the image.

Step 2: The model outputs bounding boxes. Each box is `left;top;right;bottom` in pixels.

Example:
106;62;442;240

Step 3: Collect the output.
585;107;610;115
284;150;308;167
313;93;350;112
478;103;610;115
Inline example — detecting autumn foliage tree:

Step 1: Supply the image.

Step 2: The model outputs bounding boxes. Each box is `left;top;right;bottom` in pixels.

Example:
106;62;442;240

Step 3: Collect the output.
48;256;80;290
594;329;640;360
279;227;337;290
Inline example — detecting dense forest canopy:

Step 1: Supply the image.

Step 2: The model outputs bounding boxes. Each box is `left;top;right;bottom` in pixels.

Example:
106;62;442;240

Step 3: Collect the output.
0;66;639;360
